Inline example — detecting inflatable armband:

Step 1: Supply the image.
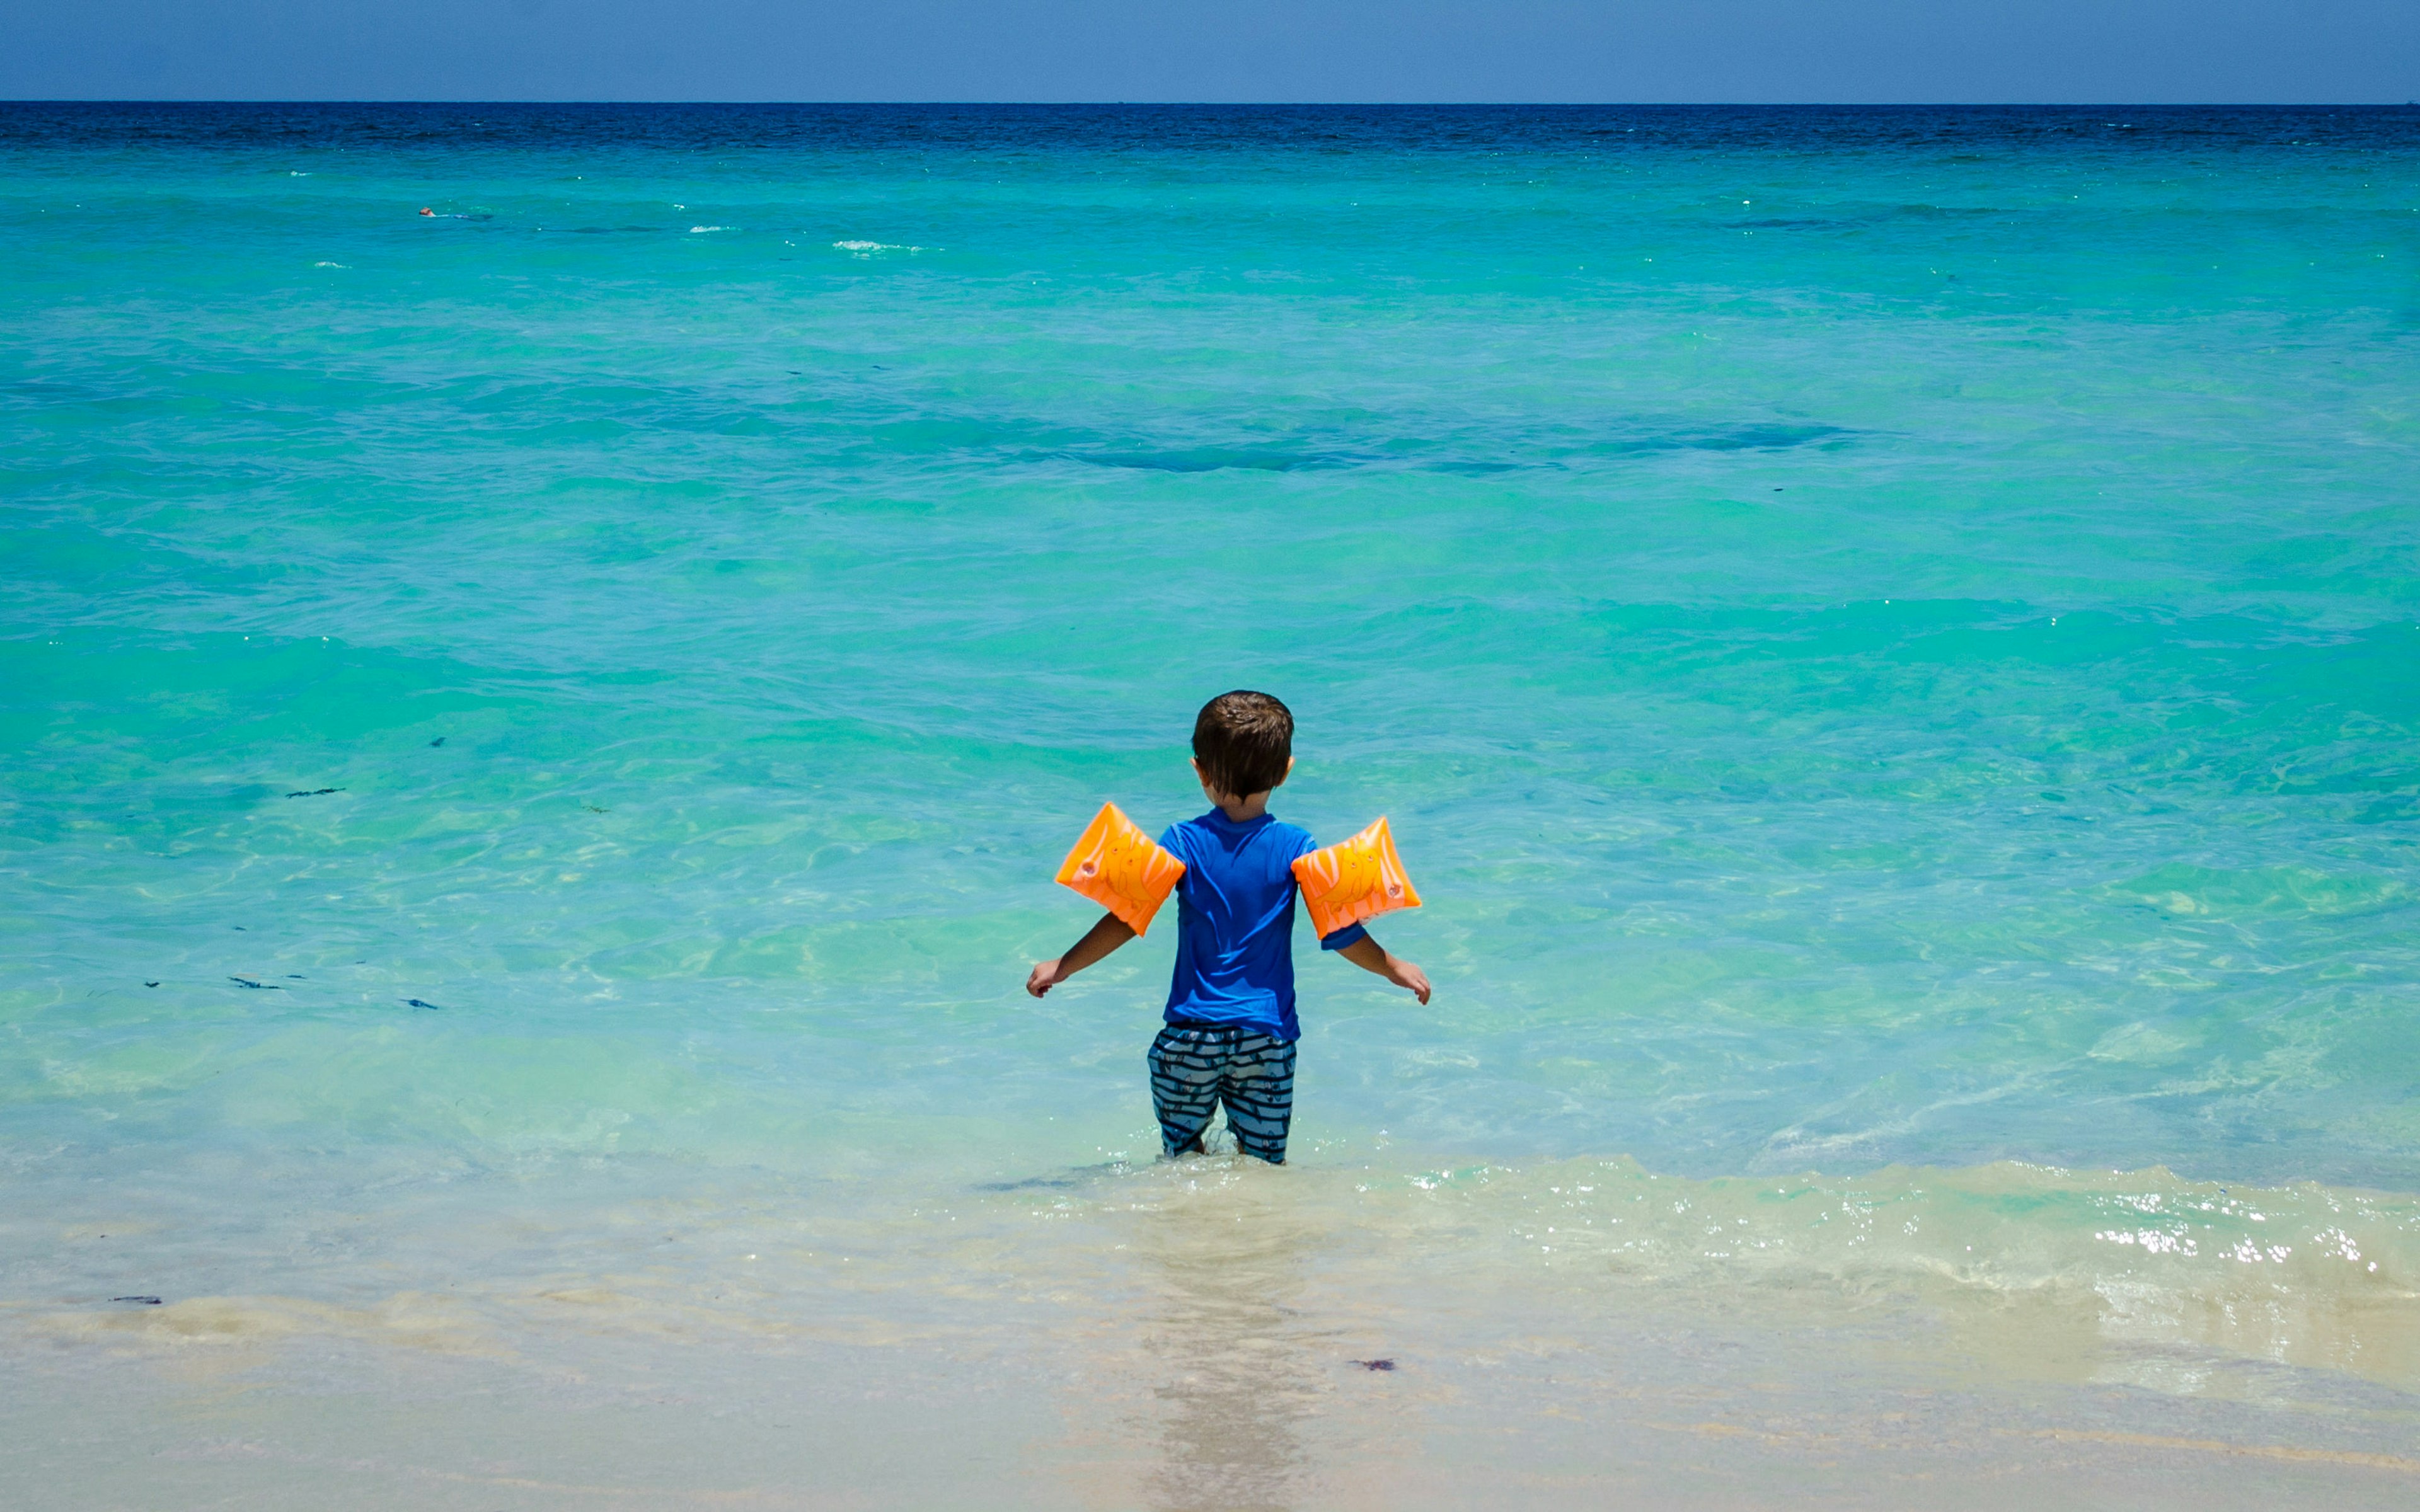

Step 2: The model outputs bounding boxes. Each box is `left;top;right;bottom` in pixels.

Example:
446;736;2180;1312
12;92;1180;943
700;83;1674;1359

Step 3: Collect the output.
1291;816;1422;939
1055;802;1187;936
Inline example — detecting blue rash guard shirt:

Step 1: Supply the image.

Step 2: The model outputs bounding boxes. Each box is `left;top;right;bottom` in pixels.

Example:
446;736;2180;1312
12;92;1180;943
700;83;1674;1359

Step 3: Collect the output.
1156;809;1368;1041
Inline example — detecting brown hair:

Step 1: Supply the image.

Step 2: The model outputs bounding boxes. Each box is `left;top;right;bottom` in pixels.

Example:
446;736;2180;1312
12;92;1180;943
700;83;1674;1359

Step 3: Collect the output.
1192;690;1293;799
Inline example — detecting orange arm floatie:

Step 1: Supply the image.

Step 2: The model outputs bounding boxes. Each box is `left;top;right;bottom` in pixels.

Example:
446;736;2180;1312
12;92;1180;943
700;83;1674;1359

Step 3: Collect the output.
1054;802;1187;936
1291;816;1422;939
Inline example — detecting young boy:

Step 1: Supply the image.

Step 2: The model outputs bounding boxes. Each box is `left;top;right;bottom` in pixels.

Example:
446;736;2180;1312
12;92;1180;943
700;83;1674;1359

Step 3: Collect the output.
1025;690;1431;1165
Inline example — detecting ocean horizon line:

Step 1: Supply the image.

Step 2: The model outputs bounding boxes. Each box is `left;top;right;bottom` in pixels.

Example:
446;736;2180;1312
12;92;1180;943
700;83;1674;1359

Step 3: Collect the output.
6;96;2419;109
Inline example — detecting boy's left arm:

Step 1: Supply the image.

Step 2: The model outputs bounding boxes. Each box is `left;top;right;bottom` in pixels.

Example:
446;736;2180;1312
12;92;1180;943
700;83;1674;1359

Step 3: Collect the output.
1334;934;1432;1004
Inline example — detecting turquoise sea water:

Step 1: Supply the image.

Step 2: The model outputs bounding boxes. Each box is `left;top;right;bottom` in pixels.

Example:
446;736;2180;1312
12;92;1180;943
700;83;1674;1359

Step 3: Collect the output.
5;104;2420;1504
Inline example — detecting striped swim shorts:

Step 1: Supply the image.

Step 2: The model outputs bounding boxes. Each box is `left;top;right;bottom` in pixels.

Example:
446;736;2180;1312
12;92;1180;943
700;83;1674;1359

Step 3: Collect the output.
1147;1023;1298;1164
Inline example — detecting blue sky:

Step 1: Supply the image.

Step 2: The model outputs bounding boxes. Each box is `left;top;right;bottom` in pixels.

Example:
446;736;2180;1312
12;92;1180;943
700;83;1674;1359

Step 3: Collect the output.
3;0;2415;101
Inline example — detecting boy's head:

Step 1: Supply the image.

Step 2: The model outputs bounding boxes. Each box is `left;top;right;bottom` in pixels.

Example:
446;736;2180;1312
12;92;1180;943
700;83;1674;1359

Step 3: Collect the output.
1192;690;1293;801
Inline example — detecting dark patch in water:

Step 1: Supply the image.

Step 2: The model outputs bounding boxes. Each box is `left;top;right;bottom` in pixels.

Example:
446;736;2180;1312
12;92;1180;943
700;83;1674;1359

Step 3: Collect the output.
229;976;280;990
1602;423;1849;455
144;980;159;987
1349;1358;1397;1371
285;787;342;798
405;998;443;1010
1070;449;1335;474
429;736;446;747
974;1159;1134;1193
1052;424;1847;477
110;1296;162;1306
1695;423;1847;451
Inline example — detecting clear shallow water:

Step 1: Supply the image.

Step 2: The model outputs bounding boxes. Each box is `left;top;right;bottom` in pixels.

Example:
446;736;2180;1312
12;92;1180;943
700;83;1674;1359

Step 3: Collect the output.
4;103;2420;1502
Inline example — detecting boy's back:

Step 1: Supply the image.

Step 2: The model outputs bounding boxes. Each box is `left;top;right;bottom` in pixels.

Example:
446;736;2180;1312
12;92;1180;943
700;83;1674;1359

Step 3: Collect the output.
1159;809;1365;1041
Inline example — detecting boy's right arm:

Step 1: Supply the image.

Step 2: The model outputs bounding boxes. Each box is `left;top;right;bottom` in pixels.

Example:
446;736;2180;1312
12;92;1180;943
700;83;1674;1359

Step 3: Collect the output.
1026;912;1137;997
1335;934;1432;1005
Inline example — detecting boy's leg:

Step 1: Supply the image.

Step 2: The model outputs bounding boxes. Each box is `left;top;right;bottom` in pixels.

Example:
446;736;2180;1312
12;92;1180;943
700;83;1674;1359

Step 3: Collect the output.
1146;1025;1227;1158
1216;1034;1298;1164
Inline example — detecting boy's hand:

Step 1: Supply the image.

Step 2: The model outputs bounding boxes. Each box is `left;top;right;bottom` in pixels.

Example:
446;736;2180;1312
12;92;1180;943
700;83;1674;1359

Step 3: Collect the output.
1391;958;1434;1005
1025;959;1066;997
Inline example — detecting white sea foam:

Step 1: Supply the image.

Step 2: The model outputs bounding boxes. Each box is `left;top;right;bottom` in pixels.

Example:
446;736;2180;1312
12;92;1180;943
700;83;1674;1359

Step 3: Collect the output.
688;225;730;234
833;239;931;255
313;261;347;268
